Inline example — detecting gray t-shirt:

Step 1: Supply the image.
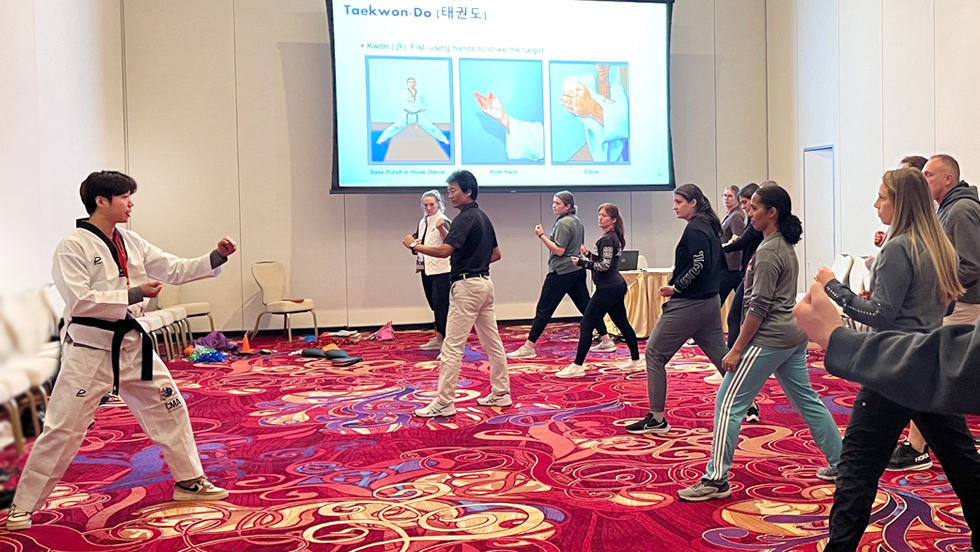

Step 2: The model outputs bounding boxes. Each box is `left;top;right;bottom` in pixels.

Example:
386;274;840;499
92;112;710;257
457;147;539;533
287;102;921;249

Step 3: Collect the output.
743;232;807;349
826;233;945;333
549;214;586;275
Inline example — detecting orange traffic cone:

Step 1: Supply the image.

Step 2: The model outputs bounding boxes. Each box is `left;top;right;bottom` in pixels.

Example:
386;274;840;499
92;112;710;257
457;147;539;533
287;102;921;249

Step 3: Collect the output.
241;334;253;354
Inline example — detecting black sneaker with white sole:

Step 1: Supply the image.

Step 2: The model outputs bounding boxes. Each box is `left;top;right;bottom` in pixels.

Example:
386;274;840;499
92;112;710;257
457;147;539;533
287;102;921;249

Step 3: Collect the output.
744;405;760;423
625;413;670;435
886;442;932;471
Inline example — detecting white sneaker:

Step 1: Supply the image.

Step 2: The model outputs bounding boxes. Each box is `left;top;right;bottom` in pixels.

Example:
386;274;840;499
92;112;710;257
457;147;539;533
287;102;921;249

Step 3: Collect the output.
704;372;724;385
5;505;32;531
419;335;443;351
476;392;513;407
622;359;645;372
556;363;586;378
173;476;229;501
506;343;536;359
414;400;457;417
590;340;617;352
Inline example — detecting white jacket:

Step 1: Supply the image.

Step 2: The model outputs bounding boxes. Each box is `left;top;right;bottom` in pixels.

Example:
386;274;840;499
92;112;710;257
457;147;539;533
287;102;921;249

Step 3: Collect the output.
54;223;220;351
416;213;451;276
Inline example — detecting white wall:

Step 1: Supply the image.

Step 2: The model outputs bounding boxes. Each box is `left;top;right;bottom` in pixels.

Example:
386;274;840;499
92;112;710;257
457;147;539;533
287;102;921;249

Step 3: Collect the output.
0;0;125;294
2;0;770;333
769;0;980;276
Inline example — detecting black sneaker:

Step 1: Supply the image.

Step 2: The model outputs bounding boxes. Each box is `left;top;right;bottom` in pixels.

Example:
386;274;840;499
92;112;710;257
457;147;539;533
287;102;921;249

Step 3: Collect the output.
886;442;932;471
625;413;670;435
745;405;760;423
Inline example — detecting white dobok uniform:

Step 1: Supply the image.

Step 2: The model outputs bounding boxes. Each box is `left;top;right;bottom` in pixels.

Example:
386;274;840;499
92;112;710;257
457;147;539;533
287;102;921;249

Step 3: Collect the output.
13;222;222;513
503;118;545;162
377;88;449;144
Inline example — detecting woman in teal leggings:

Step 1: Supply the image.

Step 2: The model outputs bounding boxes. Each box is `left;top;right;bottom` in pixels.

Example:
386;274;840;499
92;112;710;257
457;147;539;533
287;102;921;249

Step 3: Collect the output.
677;185;842;502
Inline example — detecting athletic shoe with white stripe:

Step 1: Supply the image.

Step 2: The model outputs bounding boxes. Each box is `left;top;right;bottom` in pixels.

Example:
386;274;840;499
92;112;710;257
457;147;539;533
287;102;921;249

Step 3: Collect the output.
625;413;670;434
414;400;457;418
476;392;512;407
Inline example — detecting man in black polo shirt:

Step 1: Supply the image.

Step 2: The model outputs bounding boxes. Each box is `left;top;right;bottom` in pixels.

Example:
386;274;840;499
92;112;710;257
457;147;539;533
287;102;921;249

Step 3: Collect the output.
403;170;511;416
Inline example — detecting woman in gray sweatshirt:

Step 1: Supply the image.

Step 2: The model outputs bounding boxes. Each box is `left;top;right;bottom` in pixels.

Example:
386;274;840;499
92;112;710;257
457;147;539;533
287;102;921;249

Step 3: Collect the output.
677;185;842;502
815;167;980;552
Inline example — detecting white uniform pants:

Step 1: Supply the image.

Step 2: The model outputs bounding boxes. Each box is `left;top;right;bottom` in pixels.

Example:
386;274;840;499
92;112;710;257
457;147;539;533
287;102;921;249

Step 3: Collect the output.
13;341;204;512
437;276;510;404
378;112;448;143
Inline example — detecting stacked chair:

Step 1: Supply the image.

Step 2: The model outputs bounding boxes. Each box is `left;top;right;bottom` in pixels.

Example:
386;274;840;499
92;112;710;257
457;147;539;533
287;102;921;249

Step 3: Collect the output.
0;287;62;456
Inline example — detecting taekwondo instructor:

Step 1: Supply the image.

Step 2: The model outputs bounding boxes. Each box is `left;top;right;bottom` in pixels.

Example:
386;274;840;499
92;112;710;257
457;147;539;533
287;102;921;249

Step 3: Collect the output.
7;171;236;531
402;170;512;417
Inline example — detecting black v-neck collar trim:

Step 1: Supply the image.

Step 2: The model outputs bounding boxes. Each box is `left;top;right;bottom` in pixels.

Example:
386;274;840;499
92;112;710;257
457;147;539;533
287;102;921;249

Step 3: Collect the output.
76;219;127;278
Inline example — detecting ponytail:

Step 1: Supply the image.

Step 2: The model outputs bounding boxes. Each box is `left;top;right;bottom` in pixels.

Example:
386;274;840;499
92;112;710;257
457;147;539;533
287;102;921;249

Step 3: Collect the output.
753;185;802;245
599;203;626;249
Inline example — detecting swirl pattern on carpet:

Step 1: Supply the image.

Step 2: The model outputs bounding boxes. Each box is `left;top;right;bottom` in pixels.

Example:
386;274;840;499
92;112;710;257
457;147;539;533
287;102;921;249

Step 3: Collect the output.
1;323;976;551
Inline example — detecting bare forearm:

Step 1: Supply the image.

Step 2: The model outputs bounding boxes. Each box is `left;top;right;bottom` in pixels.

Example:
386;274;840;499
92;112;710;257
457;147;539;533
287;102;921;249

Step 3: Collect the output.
540;235;565;256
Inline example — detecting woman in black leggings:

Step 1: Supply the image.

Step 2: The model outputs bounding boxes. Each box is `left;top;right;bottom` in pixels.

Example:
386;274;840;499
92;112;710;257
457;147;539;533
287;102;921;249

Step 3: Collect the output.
557;203;641;378
507;191;614;359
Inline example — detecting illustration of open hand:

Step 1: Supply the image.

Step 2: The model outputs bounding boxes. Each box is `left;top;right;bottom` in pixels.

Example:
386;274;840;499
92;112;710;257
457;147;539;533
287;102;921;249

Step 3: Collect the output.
473;91;510;132
561;83;598;119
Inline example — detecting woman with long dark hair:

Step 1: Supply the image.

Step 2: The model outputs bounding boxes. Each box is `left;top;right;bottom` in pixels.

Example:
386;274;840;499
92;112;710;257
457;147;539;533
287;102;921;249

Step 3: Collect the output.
557;203;641;378
677;185;841;501
815;168;980;550
624;184;729;434
507;191;614;359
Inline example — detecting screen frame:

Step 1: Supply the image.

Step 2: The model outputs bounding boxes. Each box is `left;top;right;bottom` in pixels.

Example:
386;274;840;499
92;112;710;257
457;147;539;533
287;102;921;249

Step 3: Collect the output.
326;0;674;194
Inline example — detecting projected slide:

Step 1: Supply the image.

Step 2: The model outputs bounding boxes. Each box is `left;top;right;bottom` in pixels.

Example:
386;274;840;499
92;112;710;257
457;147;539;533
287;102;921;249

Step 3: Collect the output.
330;1;670;190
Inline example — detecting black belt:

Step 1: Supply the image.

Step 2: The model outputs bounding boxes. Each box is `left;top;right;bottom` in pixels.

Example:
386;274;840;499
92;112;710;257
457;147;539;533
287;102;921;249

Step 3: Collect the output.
450;272;489;283
71;316;153;394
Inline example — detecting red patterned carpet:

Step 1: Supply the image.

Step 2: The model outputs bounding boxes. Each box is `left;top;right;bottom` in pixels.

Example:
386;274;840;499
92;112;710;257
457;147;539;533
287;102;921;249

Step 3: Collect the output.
0;323;976;551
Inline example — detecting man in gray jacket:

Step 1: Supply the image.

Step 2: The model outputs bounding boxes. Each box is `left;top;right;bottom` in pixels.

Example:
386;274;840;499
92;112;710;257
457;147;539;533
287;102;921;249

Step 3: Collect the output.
927;154;980;323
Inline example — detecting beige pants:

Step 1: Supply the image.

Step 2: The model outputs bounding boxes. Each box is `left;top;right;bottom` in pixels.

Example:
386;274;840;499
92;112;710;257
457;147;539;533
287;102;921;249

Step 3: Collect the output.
14;342;204;512
944;302;980;326
437;276;510;404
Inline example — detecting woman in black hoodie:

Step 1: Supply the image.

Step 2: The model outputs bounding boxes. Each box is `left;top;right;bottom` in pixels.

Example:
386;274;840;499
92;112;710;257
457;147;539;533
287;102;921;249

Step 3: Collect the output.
625;183;729;435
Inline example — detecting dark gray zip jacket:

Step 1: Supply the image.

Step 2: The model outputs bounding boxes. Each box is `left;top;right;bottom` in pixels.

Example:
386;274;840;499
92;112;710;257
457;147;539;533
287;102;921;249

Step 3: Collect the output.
938;182;980;304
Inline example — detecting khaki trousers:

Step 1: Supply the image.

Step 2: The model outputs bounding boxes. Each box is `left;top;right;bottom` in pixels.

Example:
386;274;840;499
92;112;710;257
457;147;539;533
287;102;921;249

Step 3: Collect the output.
437;276;510;404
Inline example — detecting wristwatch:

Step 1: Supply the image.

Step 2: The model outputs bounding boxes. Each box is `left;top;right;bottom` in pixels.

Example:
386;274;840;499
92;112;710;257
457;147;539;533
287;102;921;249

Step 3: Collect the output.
410;241;418;253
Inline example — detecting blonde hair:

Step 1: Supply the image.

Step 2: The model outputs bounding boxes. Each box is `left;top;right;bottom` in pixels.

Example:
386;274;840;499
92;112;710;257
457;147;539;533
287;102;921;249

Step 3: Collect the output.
883;168;964;304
